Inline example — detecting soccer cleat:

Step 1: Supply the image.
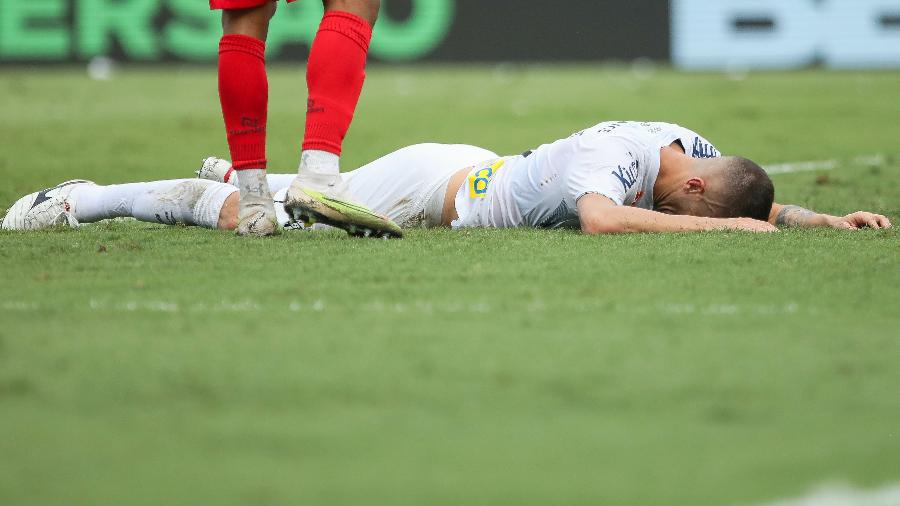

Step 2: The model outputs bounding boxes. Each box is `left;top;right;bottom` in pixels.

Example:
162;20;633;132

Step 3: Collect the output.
237;206;280;236
196;157;235;184
1;180;94;230
282;173;403;239
201;159;279;236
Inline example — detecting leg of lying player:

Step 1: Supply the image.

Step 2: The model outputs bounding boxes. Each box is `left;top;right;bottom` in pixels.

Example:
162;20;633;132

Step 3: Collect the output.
198;143;499;234
281;0;404;238
1;179;239;231
1;143;494;233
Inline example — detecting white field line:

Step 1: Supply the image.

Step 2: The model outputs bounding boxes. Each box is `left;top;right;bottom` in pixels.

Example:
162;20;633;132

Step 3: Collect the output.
754;482;900;506
764;154;886;175
1;298;813;317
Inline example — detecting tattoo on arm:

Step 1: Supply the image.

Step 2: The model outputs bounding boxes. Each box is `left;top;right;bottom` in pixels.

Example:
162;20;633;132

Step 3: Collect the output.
775;205;817;226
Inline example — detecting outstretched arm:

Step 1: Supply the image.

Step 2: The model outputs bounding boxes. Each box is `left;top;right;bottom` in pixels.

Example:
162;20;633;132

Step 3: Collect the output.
577;194;778;234
769;202;892;230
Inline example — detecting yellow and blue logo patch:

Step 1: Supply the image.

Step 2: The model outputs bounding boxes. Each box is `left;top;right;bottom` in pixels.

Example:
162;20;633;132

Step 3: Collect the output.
468;159;506;199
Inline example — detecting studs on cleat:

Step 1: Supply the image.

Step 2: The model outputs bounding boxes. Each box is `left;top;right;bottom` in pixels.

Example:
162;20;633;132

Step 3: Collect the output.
285;204;401;239
290;209;314;227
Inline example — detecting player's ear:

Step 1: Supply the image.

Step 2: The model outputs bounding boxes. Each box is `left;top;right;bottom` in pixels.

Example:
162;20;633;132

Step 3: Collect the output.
683;177;706;195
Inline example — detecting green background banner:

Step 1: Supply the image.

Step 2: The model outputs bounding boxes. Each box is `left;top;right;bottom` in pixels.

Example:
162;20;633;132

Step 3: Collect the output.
0;0;673;64
0;0;455;62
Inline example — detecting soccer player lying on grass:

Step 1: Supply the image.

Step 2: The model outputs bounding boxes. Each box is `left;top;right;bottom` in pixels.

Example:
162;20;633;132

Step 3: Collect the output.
2;121;891;234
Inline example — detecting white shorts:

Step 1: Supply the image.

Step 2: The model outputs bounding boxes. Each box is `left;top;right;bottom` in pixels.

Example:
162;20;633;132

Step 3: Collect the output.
274;143;499;229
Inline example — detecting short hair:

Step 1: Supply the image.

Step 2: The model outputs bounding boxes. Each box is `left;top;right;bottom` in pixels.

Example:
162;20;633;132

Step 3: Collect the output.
715;157;775;221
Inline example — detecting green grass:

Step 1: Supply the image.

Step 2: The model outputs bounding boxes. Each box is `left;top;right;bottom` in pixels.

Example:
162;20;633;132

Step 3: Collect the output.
1;66;898;506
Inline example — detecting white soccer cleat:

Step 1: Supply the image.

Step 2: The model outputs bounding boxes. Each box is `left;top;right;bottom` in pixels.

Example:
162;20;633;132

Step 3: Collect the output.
196;157;235;185
237;205;280;236
1;180;94;230
282;171;403;239
290;170;355;202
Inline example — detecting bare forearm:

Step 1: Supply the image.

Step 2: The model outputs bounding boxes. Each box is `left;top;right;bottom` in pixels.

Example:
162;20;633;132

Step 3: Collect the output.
582;206;758;234
576;194;777;234
587;207;713;233
770;203;831;227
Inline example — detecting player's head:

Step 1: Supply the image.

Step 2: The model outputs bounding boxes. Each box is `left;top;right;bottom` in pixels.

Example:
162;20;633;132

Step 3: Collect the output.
658;156;774;220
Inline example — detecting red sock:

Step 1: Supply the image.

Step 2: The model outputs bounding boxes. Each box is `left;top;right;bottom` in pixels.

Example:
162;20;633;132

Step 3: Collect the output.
303;11;373;156
218;34;268;170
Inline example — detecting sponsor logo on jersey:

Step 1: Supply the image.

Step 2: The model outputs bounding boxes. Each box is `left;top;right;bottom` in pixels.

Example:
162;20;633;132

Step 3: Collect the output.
691;137;720;159
612;159;640;191
468;159;506;199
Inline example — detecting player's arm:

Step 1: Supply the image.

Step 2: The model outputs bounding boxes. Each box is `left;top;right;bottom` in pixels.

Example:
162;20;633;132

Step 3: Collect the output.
768;202;892;230
577;194;777;234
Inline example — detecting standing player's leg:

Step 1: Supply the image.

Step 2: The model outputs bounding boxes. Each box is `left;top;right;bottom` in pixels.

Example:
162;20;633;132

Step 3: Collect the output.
213;0;278;236
301;0;379;160
282;0;404;238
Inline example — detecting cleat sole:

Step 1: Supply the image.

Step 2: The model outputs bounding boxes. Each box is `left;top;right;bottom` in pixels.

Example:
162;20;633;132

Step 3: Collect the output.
284;187;403;239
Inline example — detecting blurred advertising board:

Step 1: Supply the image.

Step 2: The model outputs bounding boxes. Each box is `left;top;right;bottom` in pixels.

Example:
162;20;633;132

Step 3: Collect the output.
672;0;900;69
1;0;898;68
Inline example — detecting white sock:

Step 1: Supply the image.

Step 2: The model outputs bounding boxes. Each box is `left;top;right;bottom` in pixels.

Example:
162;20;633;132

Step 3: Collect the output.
234;169;271;200
299;150;340;176
70;180;237;229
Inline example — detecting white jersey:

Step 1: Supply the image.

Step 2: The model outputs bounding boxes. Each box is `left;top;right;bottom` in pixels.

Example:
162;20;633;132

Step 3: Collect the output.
452;121;721;230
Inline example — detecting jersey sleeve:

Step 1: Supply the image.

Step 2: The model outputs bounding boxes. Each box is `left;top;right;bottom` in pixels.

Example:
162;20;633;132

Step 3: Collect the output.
565;136;638;206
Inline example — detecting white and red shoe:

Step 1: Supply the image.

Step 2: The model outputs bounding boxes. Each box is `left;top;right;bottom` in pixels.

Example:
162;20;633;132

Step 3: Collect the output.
1;180;94;230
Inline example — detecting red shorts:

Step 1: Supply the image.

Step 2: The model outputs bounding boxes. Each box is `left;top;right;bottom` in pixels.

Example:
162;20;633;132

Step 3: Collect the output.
210;0;298;10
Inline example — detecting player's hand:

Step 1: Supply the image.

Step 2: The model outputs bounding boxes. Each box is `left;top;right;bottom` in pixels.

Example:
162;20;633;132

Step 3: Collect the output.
827;212;892;230
725;217;779;233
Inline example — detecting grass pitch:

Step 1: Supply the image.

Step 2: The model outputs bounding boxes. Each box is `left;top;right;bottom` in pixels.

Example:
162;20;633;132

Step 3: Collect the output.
1;66;898;506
